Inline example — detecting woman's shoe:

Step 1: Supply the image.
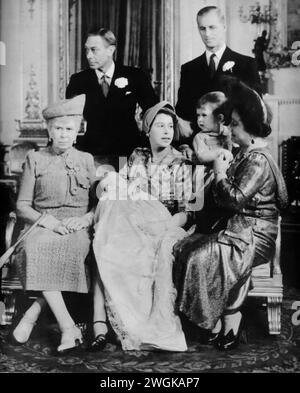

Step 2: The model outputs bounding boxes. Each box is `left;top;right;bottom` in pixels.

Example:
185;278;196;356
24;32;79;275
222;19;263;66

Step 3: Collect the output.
215;318;245;351
207;331;221;345
215;329;240;350
9;315;36;346
57;325;84;355
207;319;222;345
88;320;108;352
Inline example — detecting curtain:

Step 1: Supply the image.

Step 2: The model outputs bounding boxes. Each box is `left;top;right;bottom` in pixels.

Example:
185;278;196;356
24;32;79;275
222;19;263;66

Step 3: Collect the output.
69;0;82;76
76;0;163;97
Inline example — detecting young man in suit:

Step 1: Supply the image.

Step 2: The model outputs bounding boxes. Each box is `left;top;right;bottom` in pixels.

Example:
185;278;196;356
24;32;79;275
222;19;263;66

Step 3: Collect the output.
66;28;158;160
176;6;261;135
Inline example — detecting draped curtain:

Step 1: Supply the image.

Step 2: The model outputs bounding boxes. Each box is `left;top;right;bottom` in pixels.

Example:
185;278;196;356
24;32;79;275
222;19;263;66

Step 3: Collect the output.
72;0;163;98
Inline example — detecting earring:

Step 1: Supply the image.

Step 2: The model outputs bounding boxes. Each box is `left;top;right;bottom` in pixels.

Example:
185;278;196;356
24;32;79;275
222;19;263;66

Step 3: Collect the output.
48;137;52;143
251;139;255;145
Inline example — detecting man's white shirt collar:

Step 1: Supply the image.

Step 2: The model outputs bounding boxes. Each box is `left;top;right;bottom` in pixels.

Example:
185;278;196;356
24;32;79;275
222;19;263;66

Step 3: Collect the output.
206;44;226;69
95;62;115;84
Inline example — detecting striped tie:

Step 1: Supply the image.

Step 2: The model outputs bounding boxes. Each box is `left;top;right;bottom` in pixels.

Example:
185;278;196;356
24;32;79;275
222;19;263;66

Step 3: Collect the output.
101;74;110;97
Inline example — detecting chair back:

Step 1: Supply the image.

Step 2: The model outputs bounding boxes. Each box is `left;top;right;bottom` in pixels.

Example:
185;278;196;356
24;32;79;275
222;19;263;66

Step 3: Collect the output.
6;141;39;175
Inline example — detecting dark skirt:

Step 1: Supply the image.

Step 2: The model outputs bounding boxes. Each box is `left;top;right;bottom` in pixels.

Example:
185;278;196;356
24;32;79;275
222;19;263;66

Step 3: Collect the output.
252;217;278;267
173;211;277;329
173;215;278;330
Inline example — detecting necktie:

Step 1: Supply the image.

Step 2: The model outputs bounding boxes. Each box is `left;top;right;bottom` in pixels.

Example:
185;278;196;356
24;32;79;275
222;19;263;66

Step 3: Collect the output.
209;53;216;79
100;74;110;97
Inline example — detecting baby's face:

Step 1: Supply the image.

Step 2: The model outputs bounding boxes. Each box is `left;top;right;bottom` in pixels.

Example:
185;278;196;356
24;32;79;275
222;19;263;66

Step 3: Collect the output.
196;103;218;133
96;172;127;200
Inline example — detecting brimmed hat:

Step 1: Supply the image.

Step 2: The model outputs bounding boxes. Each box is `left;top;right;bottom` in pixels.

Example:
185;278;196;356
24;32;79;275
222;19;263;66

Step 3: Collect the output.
42;94;86;120
142;101;178;134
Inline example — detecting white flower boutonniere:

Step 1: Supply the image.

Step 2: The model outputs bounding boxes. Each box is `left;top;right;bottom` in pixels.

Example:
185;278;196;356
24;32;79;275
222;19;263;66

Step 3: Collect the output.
115;77;129;88
223;61;235;73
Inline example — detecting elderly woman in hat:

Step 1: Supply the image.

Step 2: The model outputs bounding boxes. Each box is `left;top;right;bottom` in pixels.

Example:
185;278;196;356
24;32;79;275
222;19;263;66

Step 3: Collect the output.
91;101;193;352
11;95;96;354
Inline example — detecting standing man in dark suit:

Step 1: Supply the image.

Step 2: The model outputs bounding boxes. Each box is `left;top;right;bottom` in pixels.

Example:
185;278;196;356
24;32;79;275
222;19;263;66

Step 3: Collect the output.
176;6;261;133
66;28;158;160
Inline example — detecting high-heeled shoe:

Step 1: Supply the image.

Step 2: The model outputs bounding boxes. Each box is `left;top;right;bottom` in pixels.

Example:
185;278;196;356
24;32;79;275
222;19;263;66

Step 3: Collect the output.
9;315;36;346
215;329;239;350
57;325;84;355
207;331;221;345
206;319;222;345
88;320;108;352
215;318;245;351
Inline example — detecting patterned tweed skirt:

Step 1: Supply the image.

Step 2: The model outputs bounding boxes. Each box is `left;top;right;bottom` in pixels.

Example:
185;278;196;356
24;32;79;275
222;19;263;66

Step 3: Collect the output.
14;206;91;293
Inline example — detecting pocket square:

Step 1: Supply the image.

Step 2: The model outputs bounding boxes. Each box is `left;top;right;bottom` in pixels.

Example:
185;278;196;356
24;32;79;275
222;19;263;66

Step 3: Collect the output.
125;91;132;96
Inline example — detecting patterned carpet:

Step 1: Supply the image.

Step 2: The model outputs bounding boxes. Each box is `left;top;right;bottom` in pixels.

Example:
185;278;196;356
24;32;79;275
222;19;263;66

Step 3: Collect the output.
1;294;300;373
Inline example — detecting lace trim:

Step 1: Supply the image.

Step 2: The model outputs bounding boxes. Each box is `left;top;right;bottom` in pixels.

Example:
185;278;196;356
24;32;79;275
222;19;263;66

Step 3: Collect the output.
105;291;142;351
104;229;187;351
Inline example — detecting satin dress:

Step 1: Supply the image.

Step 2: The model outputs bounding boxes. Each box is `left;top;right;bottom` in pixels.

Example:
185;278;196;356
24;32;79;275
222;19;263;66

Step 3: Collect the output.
174;147;288;330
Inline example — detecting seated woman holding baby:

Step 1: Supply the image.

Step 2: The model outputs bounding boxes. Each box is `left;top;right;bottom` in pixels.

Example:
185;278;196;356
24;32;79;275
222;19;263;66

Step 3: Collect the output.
174;79;288;351
90;101;193;352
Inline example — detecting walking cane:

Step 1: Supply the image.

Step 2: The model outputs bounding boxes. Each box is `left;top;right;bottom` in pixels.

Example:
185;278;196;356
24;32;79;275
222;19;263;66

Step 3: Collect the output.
0;213;46;269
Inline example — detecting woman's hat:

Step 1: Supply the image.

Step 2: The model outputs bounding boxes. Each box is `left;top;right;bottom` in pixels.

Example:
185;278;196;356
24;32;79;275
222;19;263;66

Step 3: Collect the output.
42;94;86;120
142;101;177;134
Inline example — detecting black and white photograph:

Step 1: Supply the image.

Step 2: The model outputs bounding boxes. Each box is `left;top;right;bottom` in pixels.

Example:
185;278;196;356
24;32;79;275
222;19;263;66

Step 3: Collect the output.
0;0;300;378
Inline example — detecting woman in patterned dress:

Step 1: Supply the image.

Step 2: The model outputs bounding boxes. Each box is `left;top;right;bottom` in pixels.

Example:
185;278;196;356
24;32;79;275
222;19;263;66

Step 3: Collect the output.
91;101;193;351
11;95;96;354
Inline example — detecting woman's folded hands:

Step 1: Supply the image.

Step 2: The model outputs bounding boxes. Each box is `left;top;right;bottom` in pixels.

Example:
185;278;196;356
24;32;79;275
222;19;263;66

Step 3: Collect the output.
39;214;92;235
61;216;91;233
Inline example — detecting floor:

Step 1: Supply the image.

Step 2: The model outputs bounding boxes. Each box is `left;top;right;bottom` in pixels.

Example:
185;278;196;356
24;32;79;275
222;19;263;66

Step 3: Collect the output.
0;288;300;374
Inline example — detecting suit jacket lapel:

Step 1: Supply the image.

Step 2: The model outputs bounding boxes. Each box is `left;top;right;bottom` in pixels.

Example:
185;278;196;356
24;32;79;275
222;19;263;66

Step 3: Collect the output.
89;68;106;99
91;66;120;99
107;64;124;99
197;53;210;79
216;47;234;76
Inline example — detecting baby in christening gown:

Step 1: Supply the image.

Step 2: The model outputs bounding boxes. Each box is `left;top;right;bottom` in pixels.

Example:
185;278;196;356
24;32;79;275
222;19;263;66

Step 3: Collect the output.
93;171;187;351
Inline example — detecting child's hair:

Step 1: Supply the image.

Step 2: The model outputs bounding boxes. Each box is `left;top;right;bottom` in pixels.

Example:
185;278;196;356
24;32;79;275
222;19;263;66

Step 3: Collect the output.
196;91;226;109
196;91;231;125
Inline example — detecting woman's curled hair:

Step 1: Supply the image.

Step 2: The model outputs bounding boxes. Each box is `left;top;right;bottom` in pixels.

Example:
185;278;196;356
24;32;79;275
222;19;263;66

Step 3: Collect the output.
218;76;272;138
